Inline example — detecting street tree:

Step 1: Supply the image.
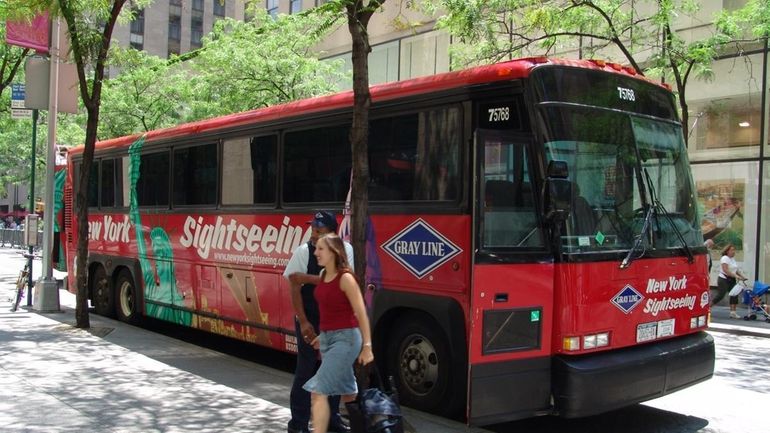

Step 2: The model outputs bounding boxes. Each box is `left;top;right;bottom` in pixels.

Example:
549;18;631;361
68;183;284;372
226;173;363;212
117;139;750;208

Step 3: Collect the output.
19;0;152;328
98;9;344;140
98;47;187;138
0;113;38;198
315;0;387;284
187;10;343;121
428;0;768;142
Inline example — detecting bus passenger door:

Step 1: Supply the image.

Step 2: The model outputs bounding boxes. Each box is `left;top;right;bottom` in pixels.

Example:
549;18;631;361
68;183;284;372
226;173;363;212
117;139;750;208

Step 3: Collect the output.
468;130;555;424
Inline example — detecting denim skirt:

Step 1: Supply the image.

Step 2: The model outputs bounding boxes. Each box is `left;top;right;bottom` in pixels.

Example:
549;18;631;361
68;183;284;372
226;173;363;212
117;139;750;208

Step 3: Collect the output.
303;327;362;396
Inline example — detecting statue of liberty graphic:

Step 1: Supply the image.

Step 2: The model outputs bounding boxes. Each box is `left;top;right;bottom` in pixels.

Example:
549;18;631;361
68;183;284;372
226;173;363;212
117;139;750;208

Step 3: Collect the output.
128;137;192;325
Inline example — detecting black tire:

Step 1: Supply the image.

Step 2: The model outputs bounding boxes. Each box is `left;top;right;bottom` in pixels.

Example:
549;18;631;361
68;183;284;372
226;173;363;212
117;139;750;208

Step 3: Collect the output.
386;313;454;416
115;270;140;324
11;272;26;312
91;266;115;317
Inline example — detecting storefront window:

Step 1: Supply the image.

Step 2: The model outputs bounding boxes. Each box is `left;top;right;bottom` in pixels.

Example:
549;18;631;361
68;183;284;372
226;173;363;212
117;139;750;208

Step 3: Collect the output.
760;161;770;285
691;161;760;286
687;53;764;161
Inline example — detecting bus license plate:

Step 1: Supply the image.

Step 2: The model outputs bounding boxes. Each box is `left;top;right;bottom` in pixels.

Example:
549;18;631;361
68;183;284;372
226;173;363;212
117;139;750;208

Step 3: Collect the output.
657;318;675;338
636;322;657;343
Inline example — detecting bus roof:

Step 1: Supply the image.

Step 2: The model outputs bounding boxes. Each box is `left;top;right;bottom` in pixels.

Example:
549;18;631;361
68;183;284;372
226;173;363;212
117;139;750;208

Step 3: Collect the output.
68;57;659;155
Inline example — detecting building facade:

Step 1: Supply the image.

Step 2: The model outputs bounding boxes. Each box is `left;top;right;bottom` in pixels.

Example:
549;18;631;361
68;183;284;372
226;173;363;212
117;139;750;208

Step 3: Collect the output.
10;1;765;284
306;0;770;286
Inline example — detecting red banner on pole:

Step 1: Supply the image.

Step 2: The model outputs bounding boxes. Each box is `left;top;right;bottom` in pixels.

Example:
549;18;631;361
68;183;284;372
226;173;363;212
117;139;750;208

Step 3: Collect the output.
6;12;50;54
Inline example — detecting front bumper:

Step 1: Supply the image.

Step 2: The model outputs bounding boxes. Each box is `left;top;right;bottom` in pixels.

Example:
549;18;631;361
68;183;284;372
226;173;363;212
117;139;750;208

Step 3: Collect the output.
552;331;715;418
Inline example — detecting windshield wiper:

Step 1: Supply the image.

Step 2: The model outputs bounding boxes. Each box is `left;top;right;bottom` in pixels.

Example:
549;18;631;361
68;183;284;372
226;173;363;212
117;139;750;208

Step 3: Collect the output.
619;168;695;268
642;168;695;264
620;203;654;269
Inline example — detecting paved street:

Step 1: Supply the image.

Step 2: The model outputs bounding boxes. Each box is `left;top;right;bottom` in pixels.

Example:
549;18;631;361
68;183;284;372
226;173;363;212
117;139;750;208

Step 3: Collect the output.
2;245;769;432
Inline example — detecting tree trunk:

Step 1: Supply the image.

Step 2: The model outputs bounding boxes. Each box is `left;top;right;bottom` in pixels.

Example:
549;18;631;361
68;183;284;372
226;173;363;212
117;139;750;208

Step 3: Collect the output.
346;0;385;286
62;0;126;328
74;111;98;328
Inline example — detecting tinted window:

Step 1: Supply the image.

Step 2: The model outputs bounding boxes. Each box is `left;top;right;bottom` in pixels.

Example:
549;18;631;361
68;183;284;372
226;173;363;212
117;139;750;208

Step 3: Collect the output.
138;152;169;207
173;143;217;206
284;125;351;203
481;133;542;248
222;135;277;205
531;66;678;121
369;107;461;201
87;162;99;208
101;159;116;207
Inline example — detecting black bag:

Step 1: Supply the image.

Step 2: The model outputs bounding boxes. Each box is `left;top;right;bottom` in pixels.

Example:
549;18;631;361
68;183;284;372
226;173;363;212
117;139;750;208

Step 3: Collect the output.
345;366;404;433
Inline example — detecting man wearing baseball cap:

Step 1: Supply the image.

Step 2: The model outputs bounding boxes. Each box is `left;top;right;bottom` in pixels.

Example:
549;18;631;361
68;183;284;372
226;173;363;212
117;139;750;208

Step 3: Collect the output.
283;210;353;433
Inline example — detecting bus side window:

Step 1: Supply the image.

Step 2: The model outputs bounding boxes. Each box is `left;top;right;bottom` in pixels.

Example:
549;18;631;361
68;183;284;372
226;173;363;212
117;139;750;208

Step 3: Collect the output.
222;135;277;206
283;125;351;203
369;106;461;202
173;143;218;207
481;138;542;248
87;161;99;208
101;158;117;208
138;151;170;207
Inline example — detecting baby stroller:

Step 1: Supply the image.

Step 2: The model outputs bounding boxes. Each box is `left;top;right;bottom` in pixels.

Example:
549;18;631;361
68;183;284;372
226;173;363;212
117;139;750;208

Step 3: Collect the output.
741;280;770;322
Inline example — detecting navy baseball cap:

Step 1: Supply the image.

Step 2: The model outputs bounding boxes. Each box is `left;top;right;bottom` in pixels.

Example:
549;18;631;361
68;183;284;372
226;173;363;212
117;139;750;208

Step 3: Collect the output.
308;210;338;230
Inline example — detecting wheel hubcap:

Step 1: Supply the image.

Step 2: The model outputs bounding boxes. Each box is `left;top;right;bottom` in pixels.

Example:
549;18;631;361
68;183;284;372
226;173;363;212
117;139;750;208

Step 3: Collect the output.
95;277;109;307
119;282;134;316
399;334;439;396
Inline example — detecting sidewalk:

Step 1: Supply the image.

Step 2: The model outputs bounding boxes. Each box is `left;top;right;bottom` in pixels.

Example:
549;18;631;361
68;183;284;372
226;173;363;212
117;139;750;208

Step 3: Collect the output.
708;304;770;337
3;244;768;433
0;247;487;433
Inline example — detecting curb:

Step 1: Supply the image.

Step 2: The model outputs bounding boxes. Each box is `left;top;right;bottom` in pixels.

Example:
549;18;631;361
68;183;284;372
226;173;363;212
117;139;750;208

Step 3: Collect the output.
708;323;770;338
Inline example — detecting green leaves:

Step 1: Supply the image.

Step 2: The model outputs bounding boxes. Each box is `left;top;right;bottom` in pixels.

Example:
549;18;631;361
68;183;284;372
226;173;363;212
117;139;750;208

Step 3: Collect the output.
97;7;344;139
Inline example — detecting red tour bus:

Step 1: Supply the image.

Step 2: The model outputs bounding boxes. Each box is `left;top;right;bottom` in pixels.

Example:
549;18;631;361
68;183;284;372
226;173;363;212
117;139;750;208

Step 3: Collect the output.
61;57;714;425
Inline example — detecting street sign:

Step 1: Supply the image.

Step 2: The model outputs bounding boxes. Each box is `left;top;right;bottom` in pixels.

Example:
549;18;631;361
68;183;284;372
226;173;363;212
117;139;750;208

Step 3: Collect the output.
11;83;26;108
10;83;33;119
11;108;33;119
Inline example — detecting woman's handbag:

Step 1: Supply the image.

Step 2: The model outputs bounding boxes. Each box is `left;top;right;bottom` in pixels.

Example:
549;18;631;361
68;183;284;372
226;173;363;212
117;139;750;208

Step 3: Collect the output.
729;281;745;297
346;365;404;433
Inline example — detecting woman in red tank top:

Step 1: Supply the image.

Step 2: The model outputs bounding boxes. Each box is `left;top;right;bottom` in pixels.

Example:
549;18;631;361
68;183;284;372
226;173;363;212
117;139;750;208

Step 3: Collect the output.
303;233;373;433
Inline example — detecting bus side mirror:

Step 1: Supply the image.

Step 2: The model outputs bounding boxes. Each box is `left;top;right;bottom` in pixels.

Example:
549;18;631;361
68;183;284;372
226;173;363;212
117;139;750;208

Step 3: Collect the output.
544;160;571;221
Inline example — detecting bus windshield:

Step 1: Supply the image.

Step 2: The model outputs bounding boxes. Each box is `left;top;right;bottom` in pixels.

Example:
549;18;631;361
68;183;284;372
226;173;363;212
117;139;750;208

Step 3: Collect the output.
542;106;702;255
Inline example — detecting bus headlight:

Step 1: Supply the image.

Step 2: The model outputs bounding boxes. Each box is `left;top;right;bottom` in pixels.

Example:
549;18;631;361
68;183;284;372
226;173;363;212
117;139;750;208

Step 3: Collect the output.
596;332;609;347
565;333;610;351
690;315;707;329
563;336;581;351
583;335;597;349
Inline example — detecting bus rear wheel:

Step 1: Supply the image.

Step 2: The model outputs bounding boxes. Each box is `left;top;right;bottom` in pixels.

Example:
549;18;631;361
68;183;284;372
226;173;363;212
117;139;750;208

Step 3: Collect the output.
91;266;114;318
115;270;140;324
387;313;453;416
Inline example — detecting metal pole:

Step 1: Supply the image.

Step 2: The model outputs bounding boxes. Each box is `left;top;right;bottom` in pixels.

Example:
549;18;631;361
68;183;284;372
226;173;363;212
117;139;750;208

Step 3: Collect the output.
27;109;38;306
34;16;60;312
754;38;768;281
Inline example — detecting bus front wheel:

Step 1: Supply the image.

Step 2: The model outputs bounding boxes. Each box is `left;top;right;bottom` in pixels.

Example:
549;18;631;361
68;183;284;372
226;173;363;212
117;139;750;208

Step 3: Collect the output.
115;270;140;324
387;313;453;416
91;266;115;318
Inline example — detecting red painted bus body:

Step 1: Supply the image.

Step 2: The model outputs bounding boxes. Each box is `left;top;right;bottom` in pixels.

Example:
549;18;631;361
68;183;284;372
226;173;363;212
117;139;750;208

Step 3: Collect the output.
61;58;714;425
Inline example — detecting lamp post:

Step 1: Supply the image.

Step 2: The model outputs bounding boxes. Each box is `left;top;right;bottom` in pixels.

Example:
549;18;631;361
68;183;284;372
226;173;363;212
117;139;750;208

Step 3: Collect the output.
34;16;61;313
27;109;38;306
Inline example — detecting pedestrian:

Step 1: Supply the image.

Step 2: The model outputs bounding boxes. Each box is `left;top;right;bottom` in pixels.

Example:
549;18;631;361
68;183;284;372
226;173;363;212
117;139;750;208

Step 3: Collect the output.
283;211;353;433
304;233;373;433
704;239;715;274
713;243;747;318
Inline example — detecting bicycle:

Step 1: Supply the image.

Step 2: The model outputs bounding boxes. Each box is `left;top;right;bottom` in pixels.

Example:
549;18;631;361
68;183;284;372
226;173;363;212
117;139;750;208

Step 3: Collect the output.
10;262;29;312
